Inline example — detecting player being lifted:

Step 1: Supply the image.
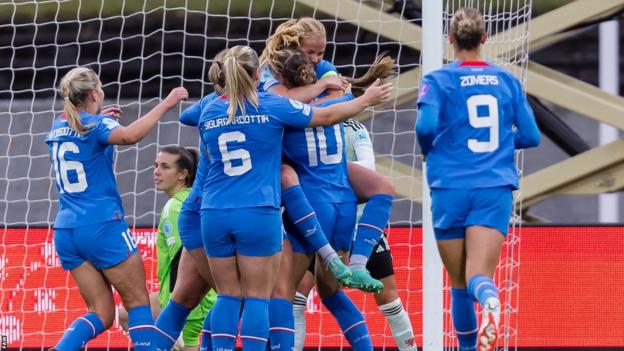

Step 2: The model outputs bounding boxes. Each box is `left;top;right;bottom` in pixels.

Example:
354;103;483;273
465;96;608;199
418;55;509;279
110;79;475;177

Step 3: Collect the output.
45;67;187;351
416;8;540;351
197;45;391;351
260;18;397;290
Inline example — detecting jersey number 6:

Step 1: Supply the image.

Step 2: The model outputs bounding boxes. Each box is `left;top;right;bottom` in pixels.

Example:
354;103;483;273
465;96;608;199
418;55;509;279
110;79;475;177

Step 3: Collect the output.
218;131;252;176
467;94;499;153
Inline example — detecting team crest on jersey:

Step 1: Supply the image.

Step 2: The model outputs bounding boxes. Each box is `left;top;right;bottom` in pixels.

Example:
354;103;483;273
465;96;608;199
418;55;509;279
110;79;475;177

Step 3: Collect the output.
289;98;311;116
418;84;430;99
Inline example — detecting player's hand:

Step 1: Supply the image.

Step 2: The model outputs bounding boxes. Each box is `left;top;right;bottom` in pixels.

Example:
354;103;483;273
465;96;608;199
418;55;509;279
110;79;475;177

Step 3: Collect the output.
362;79;393;106
163;87;189;108
321;75;349;91
101;106;122;119
345;83;352;95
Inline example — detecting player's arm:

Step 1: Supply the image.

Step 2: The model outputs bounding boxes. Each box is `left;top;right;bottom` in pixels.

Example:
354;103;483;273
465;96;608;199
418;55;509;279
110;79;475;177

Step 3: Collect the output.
179;102;202;127
108;87;188;145
415;104;439;156
350;126;376;171
268;76;346;103
308;80;392;127
512;84;541;149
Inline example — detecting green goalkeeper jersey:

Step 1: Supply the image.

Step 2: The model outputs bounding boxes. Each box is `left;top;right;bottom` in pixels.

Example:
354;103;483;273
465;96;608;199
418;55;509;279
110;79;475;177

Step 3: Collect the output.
156;188;216;320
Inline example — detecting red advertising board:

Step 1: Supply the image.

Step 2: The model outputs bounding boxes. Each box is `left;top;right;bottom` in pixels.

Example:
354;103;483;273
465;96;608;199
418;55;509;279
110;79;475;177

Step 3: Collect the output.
1;226;623;348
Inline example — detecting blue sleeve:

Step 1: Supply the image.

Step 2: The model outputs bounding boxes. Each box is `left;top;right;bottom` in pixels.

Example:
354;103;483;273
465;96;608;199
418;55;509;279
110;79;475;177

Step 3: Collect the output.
315;60;338;79
315;93;354;107
416;74;442;110
512;80;541;149
180;93;218;127
94;116;121;145
259;65;281;92
267;95;313;128
415;104;440;156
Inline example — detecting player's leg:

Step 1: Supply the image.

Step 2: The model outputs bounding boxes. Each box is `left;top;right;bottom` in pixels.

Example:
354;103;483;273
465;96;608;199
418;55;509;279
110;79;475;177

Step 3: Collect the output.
281;164;351;282
53;261;112;351
202;208;242;351
154;249;212;350
117;292;160;331
368;235;417;351
268;237;297;351
293;270;315;351
316;202;373;351
236;207;284;351
347;163;394;279
465;186;513;351
432;188;478;351
315;251;373;351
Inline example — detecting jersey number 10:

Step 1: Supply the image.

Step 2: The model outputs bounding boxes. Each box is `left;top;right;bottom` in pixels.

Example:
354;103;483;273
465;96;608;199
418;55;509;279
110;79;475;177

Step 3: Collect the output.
51;141;88;193
304;125;343;166
467;94;499;153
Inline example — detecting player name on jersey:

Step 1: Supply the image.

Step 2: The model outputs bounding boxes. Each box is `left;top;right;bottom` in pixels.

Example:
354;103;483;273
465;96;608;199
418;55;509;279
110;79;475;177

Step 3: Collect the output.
460;74;499;87
46;126;83;140
202;114;270;130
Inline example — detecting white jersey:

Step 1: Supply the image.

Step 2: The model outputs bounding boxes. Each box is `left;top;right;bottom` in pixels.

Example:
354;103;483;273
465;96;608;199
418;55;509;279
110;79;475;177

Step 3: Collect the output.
343;119;375;170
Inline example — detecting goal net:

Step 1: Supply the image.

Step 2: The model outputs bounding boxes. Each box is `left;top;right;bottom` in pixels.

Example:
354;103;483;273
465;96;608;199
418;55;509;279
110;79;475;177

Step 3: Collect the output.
0;0;531;349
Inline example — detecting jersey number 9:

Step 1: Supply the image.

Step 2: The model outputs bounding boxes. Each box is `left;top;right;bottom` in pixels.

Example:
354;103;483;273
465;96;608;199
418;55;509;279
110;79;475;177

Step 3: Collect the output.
467;94;499;153
51;141;88;193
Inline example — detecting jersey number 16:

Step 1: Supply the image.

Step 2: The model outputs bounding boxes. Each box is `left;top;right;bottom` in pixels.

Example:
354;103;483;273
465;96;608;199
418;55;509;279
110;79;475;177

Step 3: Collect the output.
51;141;88;193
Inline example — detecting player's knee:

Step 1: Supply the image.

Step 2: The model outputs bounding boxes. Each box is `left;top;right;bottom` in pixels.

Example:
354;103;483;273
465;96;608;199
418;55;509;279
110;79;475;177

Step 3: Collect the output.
280;164;300;189
376;175;395;197
375;277;399;305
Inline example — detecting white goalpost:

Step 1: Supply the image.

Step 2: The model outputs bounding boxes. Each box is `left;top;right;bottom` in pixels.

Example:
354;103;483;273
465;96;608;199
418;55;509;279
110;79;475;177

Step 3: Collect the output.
0;1;531;350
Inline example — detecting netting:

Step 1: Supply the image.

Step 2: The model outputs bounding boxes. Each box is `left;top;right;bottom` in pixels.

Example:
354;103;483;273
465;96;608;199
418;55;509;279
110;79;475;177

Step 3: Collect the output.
0;0;530;349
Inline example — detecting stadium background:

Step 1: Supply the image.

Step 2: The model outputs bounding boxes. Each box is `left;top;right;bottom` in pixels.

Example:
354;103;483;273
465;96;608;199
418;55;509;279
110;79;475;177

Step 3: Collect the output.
1;0;623;350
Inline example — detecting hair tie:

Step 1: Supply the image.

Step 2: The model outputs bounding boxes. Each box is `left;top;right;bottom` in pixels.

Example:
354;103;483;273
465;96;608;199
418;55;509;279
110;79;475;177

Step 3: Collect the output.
64;97;69;101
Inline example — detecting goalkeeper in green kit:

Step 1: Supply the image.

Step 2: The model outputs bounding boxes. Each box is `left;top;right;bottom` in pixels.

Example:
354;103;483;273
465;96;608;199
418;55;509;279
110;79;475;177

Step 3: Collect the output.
119;146;215;350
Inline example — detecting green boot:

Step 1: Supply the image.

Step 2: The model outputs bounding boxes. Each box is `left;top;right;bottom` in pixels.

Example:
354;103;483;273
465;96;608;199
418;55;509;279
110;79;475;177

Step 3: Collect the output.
344;268;384;293
327;255;352;284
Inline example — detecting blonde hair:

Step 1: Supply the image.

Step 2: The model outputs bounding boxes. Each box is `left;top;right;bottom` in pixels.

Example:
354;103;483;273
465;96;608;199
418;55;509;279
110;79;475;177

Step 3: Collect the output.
208;49;227;94
348;53;397;97
222;45;259;122
260;17;326;76
58;67;100;134
450;8;485;51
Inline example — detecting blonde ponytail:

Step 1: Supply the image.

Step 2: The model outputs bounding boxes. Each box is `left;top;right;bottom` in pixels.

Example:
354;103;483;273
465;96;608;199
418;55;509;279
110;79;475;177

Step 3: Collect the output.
58;67;100;134
222;46;259;122
348;53;397;96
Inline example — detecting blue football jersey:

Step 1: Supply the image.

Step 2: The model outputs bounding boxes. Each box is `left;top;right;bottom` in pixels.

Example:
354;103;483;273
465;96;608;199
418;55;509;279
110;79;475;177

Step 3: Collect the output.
199;92;313;209
417;60;533;189
258;59;337;93
282;93;356;203
45;112;124;228
179;93;219;212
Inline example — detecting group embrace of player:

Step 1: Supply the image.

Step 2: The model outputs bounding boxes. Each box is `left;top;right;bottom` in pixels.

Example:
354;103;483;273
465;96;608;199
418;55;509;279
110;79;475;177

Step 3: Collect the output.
45;7;539;351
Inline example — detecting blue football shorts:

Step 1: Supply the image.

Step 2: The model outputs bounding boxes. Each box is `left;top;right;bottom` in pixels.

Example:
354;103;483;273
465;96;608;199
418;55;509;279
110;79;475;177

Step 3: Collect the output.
430;186;513;240
286;201;357;254
54;219;137;270
179;208;203;251
201;207;283;258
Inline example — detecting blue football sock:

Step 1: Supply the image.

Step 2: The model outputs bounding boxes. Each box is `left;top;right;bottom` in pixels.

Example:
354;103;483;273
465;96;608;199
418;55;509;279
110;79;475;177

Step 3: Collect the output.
322;291;372;351
268;298;295;351
54;312;105;351
153;299;192;350
199;310;212;351
467;275;499;307
240;297;270;351
350;194;393;268
211;295;242;351
282;185;334;258
451;288;478;351
127;305;158;351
